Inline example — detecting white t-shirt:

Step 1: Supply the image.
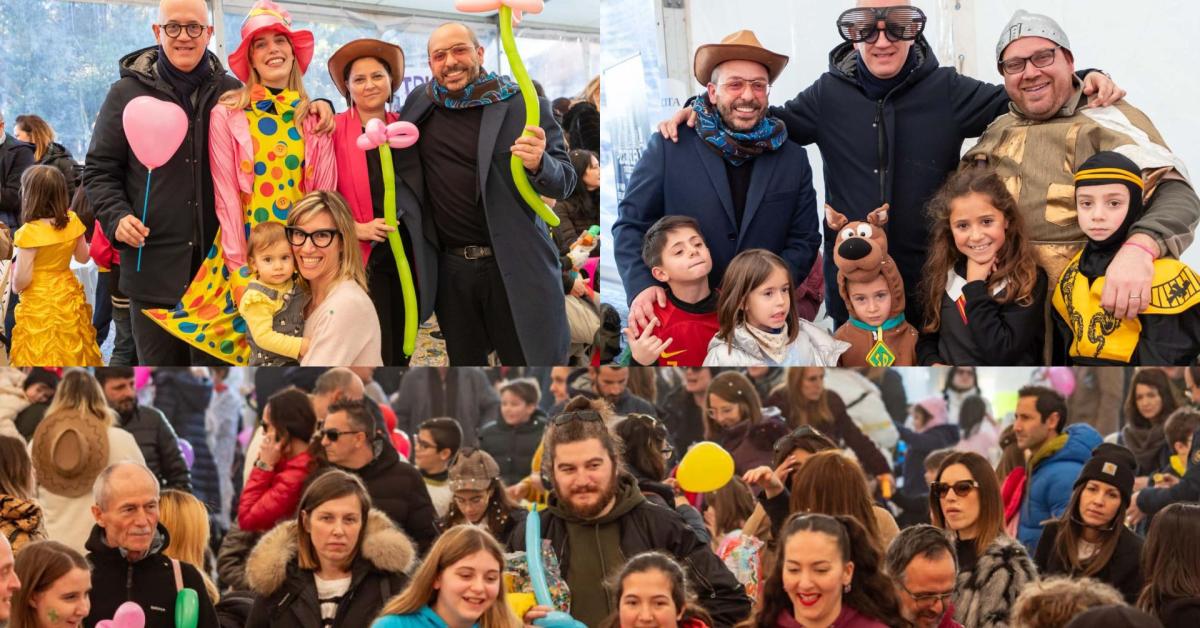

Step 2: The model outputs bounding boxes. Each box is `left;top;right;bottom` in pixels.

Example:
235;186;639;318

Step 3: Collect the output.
314;573;352;627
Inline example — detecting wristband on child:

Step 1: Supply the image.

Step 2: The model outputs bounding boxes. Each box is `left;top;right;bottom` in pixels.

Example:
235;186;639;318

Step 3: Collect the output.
1122;240;1157;259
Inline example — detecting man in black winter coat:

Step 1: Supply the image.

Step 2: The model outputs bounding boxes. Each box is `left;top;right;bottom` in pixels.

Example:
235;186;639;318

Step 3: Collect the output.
509;396;750;628
657;4;1122;327
97;367;192;491
314;399;438;556
85;462;218;628
0;110;34;229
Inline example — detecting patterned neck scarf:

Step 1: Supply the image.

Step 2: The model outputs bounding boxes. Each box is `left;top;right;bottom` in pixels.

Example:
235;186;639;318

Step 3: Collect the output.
428;70;519;109
691;92;786;166
250;85;299;117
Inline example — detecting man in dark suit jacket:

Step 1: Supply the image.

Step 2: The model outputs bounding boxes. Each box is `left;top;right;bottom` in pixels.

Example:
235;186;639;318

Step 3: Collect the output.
613;30;821;334
395;22;576;366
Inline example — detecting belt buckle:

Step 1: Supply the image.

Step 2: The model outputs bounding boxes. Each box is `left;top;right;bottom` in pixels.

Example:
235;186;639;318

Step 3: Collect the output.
464;245;484;260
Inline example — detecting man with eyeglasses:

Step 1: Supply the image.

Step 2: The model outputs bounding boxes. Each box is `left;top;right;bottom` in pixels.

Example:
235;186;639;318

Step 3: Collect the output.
394;22;576;366
884;524;962;628
615;30;821;336
965;10;1200;322
657;2;1125;330
84;0;334;365
510;397;750;628
313;398;438;556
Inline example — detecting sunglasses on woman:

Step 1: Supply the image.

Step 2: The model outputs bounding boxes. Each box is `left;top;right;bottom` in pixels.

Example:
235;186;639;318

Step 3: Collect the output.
931;479;979;498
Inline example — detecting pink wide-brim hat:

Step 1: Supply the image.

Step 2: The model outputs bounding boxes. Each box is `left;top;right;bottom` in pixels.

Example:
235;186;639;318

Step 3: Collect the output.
227;0;315;83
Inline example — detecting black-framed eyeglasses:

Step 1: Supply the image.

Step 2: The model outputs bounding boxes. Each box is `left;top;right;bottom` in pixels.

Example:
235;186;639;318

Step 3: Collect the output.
552;410;604;426
286;226;340;248
320;428;363;443
159;22;209;39
931;480;979;499
837;6;926;44
897;581;956;606
999;45;1061;75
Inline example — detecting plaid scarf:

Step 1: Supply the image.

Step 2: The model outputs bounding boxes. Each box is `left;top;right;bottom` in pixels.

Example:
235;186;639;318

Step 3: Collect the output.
428;69;519;109
691;92;786;166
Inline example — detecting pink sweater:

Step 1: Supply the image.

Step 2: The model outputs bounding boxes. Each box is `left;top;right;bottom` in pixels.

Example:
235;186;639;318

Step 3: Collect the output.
209;101;336;269
301;279;382;366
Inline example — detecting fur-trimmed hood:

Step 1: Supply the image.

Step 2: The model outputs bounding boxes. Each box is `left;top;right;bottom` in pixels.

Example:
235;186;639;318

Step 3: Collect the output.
246;508;415;597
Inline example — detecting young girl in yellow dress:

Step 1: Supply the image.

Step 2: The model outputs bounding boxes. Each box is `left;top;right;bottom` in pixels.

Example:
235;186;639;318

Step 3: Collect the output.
144;0;334;364
9;165;102;365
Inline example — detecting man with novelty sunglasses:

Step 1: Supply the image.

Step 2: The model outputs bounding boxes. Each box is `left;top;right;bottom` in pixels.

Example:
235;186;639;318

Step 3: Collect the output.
656;1;1124;329
964;10;1200;322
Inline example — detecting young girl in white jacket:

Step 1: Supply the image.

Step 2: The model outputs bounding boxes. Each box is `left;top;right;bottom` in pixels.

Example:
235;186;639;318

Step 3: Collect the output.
705;249;847;366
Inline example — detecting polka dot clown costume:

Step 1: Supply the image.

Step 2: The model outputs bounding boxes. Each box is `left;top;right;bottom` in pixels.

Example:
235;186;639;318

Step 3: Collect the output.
144;0;334;364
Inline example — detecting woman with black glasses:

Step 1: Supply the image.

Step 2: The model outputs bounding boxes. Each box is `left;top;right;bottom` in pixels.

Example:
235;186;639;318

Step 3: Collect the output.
286;190;383;365
929;451;1036;628
1034;444;1143;603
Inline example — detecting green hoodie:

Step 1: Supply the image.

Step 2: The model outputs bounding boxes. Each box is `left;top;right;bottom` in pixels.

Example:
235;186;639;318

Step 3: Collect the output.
547;474;645;627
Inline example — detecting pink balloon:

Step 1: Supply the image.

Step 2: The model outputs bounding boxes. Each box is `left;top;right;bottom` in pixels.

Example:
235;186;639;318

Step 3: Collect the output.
97;621;115;628
112;601;146;628
122;96;188;169
1047;367;1076;397
386;121;419;149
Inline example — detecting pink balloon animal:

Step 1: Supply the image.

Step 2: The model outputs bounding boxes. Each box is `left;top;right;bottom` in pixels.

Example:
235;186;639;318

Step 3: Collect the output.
356;118;419;151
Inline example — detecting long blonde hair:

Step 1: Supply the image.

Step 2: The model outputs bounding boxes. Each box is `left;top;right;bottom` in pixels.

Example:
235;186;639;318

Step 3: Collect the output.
582;75;599;107
160;490;219;603
288;191;367;292
377;525;521;628
46;369;115;427
219;51;312;136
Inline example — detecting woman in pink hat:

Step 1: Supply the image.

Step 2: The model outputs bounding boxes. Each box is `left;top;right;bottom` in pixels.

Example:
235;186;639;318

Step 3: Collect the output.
145;0;335;365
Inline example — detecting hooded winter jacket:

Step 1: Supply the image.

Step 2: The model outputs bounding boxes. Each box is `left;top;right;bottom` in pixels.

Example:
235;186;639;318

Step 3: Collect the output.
84;46;241;304
83;523;218;628
246;510;415;628
506;474;751;628
895;398;960;499
38;142;80;197
1018;423;1103;551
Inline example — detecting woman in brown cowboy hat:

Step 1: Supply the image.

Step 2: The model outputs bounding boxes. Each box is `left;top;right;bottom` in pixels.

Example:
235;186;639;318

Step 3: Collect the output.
328;39;435;366
29;370;143;555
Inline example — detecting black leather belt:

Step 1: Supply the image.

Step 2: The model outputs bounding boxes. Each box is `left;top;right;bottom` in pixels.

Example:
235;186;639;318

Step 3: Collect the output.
446;245;494;259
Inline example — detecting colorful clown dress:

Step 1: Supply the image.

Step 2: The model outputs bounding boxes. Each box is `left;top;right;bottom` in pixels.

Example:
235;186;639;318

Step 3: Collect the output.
145;87;307;364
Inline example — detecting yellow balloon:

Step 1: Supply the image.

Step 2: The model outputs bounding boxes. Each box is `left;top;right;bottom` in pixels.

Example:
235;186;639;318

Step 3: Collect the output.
676;441;735;493
507;592;537;619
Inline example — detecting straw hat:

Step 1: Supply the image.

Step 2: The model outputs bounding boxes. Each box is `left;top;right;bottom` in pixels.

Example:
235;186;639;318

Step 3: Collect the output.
30;410;109;498
227;0;316;83
327;39;406;101
693;30;789;87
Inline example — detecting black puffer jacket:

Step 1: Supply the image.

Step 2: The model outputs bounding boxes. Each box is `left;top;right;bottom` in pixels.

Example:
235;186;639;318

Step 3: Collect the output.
0;133;34;227
84;46;241;304
246;510;414;628
116;404;192;491
84;523;218;628
507;475;751;627
772;38;1010;324
1034;520;1144;604
478;410;548;486
154;370;217;511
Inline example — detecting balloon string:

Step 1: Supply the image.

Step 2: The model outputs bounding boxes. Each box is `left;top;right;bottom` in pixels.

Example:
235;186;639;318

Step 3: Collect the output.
137;169;151;272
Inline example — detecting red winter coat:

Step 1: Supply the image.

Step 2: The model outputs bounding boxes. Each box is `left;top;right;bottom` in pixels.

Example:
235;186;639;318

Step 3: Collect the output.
238;451;313;532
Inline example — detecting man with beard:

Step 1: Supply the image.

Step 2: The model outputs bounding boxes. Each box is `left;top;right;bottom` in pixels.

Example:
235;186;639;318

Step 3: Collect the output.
397;22;576;365
614;30;820;334
507;396;750;627
884;525;962;628
547;366;655;417
95;367;192;491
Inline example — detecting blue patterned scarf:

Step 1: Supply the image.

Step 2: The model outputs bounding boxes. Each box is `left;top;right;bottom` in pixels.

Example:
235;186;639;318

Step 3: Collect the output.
428;70;519;109
691;92;786;166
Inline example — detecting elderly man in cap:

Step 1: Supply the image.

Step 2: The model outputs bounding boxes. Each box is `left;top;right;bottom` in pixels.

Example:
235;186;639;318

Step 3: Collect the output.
615;30;821;334
656;3;1125;330
965;10;1200;321
84;462;218;628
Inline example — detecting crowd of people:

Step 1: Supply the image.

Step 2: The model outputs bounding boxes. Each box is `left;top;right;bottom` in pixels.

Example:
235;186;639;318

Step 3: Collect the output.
613;4;1200;367
0;0;601;368
0;365;1197;628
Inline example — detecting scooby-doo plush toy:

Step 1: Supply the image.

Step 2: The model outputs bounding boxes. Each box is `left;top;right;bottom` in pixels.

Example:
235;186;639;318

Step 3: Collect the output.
827;203;917;366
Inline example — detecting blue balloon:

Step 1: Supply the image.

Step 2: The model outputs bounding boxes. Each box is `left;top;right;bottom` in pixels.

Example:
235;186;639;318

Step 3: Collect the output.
525;506;586;628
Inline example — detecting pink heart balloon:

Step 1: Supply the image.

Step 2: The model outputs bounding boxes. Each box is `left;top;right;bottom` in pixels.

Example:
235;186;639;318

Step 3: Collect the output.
385;121;419;149
112;601;146;628
97;621;115;628
122;96;188;170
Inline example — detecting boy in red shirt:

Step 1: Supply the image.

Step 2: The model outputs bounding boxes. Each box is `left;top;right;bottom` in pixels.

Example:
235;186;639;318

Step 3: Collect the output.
622;215;719;366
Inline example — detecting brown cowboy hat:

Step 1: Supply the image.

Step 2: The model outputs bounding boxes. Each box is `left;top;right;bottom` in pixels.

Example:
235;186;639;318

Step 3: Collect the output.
328;39;406;101
30;409;109;498
693;30;789;87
